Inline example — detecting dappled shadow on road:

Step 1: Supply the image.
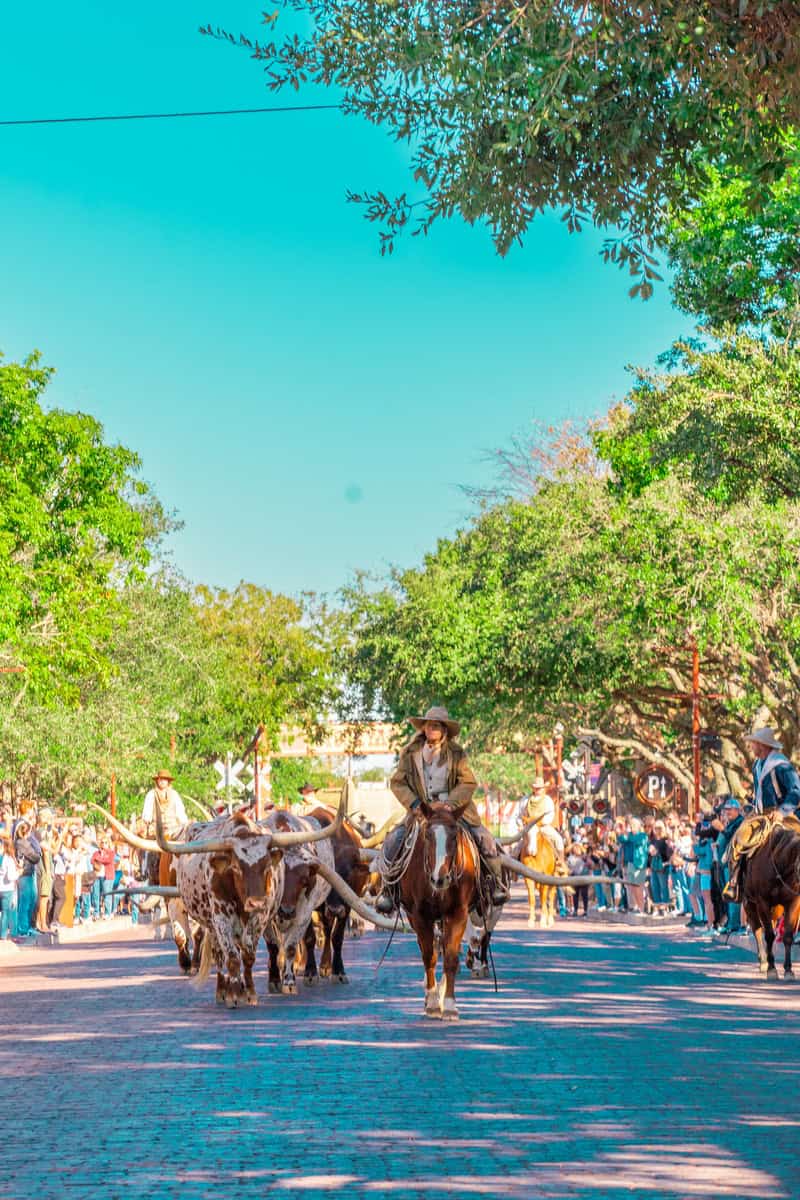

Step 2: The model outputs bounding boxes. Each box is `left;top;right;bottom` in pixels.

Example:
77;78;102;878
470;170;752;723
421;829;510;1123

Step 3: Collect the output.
2;899;798;1199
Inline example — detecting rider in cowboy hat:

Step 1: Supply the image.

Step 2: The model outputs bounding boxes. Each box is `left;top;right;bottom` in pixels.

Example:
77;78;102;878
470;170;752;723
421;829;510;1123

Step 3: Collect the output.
141;768;188;839
723;726;800;902
375;706;508;913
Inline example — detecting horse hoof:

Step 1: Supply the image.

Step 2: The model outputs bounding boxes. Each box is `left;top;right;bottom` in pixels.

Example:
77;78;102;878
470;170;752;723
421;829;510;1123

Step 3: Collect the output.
304;974;317;987
759;962;769;975
423;1007;442;1019
527;919;536;930
246;992;258;1007
334;973;349;984
478;964;489;979
319;966;332;978
441;1006;459;1022
225;994;239;1009
767;968;779;980
281;981;298;996
268;980;281;994
785;970;795;980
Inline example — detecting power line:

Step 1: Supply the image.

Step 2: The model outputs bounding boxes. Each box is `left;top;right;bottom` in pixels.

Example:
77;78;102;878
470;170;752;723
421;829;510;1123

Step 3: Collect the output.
0;102;341;128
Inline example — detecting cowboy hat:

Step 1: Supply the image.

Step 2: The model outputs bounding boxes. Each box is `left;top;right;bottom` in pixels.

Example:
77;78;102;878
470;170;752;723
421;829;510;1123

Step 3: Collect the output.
531;777;547;791
152;768;174;783
408;706;460;736
745;726;783;751
298;783;317;796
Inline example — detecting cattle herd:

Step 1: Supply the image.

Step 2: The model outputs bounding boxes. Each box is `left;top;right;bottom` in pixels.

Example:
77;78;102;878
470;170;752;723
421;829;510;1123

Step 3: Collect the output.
97;783;396;1009
96;784;611;1020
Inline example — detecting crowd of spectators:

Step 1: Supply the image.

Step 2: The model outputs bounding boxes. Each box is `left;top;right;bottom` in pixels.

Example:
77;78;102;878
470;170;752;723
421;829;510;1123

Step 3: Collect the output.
557;798;748;934
0;804;145;941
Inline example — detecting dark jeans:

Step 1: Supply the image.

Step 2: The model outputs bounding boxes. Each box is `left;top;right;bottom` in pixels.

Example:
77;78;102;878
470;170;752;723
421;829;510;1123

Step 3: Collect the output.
572;885;589;915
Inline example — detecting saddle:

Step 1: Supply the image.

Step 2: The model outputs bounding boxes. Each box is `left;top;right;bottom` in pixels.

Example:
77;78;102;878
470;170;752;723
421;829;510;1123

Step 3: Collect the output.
730;810;800;863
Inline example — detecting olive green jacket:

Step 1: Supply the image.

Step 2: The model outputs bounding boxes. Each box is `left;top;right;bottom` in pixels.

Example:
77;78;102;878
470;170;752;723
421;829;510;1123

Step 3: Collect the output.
390;734;480;826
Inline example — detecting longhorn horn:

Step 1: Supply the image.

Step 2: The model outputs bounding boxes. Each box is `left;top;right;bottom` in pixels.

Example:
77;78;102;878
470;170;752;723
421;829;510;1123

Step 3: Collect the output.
155;801;235;855
268;779;347;847
496;813;545;846
313;860;406;932
89;804;161;853
360;813;402;849
498;851;612;889
184;794;215;820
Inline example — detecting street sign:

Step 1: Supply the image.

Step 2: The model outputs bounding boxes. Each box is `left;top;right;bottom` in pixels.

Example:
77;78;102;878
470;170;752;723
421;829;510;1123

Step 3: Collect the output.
213;755;246;793
634;764;677;808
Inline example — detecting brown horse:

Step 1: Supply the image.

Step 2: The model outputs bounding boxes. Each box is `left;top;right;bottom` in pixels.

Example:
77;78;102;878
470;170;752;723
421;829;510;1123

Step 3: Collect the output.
519;828;561;929
398;801;479;1020
742;826;800;979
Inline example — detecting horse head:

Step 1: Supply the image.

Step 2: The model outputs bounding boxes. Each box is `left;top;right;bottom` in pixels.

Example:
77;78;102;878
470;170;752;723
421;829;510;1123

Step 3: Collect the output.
418;801;471;893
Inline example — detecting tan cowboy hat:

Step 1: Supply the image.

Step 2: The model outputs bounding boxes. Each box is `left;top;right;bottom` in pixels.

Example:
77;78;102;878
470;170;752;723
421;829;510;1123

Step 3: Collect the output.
152;768;175;783
531;777;547;791
408;706;460;736
745;726;783;751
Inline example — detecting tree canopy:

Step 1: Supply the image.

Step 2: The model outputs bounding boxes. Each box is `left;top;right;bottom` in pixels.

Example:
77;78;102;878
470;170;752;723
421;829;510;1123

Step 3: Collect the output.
0;353;166;704
206;2;800;290
340;334;800;795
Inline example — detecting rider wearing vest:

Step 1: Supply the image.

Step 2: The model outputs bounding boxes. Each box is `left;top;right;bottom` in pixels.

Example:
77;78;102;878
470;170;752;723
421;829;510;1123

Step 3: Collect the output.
375;706;508;913
142;768;188;838
723;727;800;901
520;778;565;860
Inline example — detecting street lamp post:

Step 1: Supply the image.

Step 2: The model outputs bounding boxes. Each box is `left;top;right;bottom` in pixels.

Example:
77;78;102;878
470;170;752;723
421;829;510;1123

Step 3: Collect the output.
553;722;564;826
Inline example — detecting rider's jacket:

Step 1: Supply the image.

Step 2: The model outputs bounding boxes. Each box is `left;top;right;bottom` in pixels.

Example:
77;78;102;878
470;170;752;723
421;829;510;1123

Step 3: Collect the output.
752;755;800;812
390;735;480;826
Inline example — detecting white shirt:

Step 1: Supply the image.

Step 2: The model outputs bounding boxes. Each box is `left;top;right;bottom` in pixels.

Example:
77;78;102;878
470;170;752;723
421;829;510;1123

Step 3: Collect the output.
142;787;188;832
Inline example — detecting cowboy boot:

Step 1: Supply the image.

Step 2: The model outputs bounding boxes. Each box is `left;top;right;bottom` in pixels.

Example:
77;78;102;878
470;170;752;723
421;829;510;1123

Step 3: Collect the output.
485;856;509;905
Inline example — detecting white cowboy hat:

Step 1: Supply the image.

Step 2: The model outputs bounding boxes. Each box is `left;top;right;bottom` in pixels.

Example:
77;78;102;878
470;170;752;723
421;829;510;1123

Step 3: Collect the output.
531;777;547;791
408;706;460;736
745;726;783;751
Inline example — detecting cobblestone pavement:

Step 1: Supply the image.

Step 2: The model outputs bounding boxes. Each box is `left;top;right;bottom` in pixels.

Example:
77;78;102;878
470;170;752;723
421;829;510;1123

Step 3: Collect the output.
1;891;798;1200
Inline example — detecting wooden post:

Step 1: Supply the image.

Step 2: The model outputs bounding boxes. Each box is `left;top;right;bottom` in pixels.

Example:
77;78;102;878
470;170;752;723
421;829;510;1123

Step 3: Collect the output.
169;732;176;762
110;773;117;819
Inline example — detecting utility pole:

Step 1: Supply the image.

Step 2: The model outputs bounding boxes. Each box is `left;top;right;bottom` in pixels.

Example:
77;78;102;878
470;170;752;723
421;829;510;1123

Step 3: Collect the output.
690;637;701;823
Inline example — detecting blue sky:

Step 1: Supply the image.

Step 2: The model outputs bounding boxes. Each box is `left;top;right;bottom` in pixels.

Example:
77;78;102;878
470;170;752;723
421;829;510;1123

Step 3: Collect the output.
1;2;688;598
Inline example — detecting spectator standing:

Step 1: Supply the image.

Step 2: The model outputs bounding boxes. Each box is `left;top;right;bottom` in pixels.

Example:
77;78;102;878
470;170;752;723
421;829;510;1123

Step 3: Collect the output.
619;817;649;915
670;823;693;915
648;819;673;916
35;831;55;933
688;815;716;929
92;832;117;918
716;797;745;934
13;819;41;937
0;835;19;939
567;844;590;916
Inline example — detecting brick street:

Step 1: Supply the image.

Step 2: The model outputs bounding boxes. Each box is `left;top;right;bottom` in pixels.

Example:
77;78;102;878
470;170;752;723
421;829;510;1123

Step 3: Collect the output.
1;892;797;1200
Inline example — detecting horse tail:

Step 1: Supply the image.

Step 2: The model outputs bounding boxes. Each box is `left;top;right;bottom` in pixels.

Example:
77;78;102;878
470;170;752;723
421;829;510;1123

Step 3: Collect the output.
194;927;214;987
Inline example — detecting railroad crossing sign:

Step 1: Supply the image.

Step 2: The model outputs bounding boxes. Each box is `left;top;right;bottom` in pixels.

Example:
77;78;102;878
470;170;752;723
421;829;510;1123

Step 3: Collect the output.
635;764;678;808
213;753;246;793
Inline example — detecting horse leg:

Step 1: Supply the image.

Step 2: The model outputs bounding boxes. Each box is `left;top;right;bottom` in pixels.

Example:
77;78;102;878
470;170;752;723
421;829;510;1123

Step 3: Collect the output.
758;900;778;978
441;912;468;1021
415;921;440;1017
783;899;800;979
524;875;537;928
746;900;769;975
544;884;555;928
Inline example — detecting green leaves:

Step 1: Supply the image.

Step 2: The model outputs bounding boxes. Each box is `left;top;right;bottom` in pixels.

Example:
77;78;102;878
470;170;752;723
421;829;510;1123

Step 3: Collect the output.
206;2;800;280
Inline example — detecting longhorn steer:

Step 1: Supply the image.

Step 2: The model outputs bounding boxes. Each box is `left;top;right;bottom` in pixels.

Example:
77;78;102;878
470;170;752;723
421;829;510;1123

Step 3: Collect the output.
302;808;371;985
160;811;284;1007
264;810;335;995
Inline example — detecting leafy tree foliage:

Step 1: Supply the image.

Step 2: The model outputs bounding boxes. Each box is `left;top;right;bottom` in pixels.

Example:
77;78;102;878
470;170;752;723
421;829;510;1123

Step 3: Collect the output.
206;2;800;289
664;149;800;337
596;335;800;504
341;341;800;795
0;352;166;703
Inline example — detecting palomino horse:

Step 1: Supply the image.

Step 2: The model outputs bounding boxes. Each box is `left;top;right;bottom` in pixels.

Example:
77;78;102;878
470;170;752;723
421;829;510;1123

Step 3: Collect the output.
741;825;800;979
518;826;562;928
